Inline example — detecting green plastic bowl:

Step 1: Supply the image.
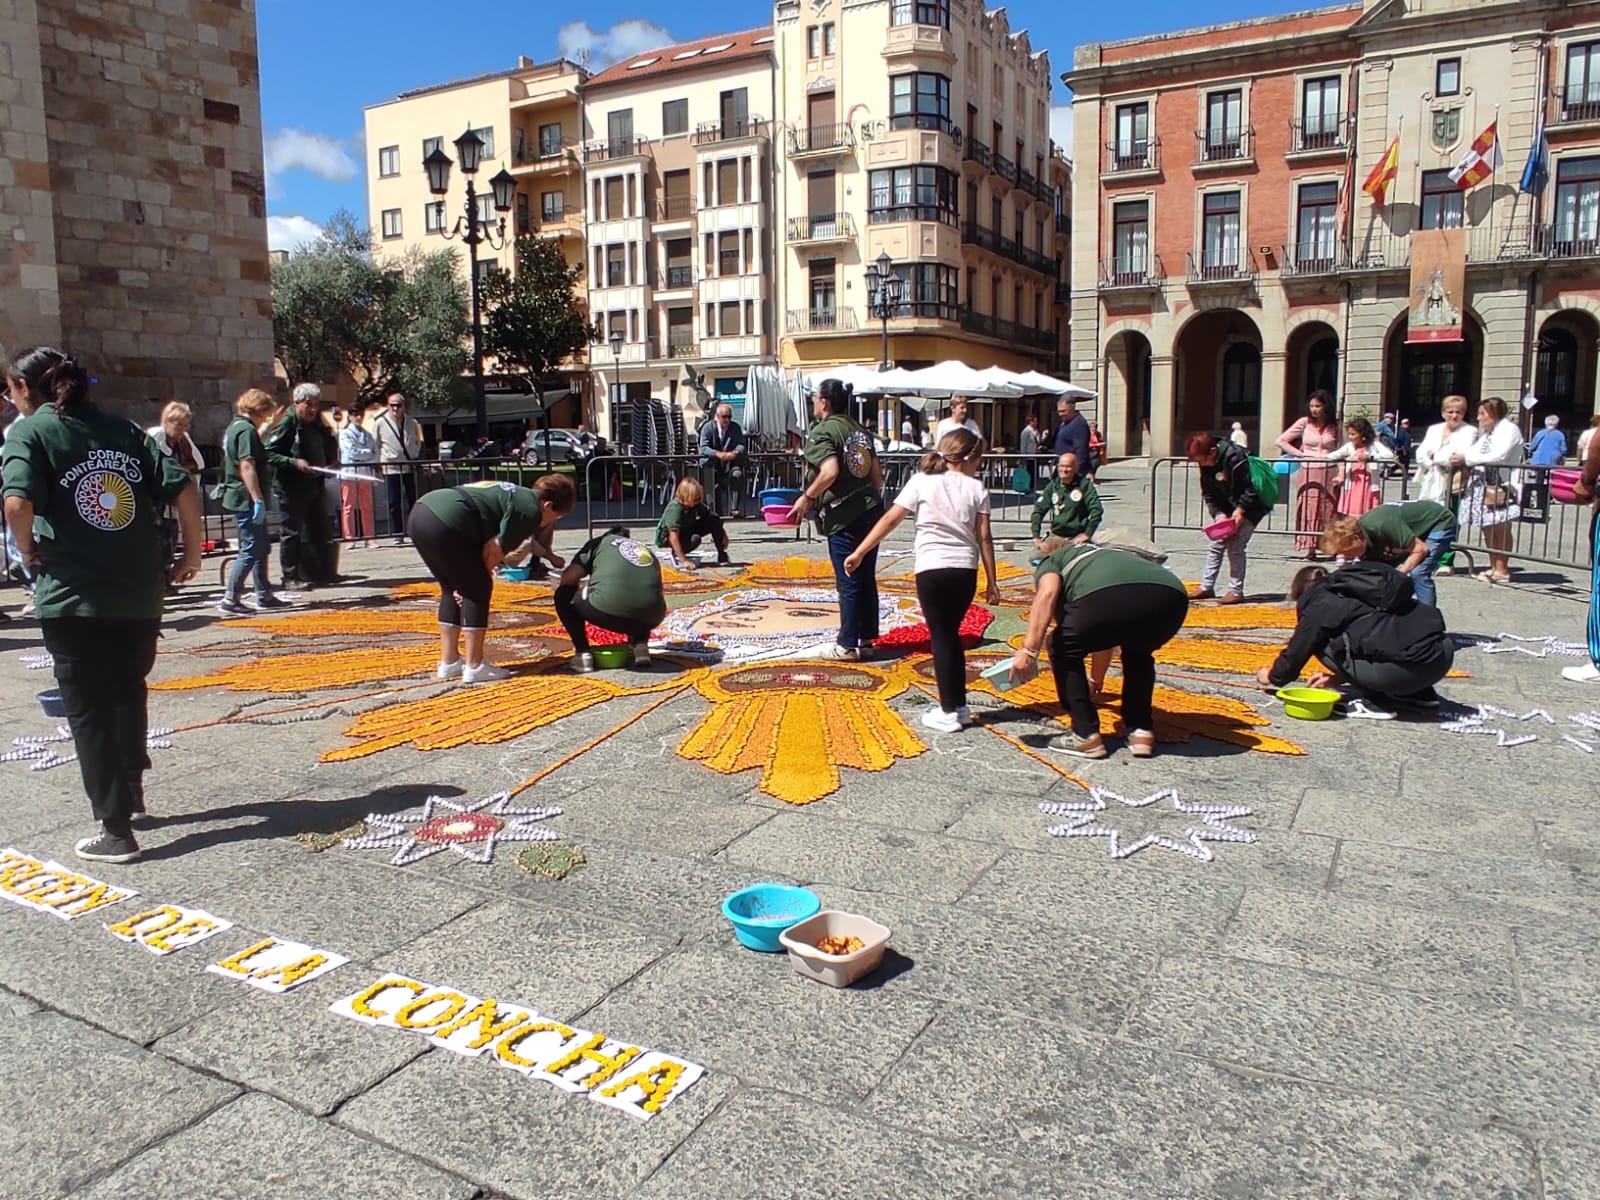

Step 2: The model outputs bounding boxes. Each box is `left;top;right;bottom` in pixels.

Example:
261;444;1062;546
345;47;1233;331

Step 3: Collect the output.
592;645;632;669
1276;686;1341;720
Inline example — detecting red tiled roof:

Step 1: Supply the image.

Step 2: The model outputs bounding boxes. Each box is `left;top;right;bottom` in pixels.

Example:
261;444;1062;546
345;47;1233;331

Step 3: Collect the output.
585;27;774;89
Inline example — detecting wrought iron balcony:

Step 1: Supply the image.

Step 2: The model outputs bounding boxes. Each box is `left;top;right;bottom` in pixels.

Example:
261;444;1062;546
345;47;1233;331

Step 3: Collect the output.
1185;250;1257;286
964;136;991;170
786;307;859;334
1193;126;1254;167
667;337;698;359
1280;240;1345;277
787;212;857;243
1103;138;1160;176
1287;116;1351;155
960;309;1053;349
692;117;769;145
1553;87;1600;125
962;220;1055;276
657;195;694;221
994;153;1017;184
583;137;649;163
1344;232;1411;272
1536;224;1600;261
663;265;694;289
1098;256;1164;291
787;123;855;157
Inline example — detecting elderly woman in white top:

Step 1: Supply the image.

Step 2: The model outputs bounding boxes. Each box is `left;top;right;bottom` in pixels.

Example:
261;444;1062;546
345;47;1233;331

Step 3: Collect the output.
1413;394;1477;505
147;401;205;579
1452;395;1526;583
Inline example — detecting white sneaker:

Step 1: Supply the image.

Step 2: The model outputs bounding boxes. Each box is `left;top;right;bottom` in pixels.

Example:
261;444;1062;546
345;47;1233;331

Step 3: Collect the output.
921;708;963;733
823;644;860;661
1337;697;1396;721
1561;663;1600;683
462;661;511;684
436;659;463;680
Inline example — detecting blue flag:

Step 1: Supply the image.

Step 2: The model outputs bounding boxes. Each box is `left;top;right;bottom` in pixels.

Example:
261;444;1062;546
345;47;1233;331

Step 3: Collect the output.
1520;114;1549;195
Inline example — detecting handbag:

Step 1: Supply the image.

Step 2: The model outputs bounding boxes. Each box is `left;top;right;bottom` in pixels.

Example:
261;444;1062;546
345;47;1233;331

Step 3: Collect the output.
1481;468;1509;508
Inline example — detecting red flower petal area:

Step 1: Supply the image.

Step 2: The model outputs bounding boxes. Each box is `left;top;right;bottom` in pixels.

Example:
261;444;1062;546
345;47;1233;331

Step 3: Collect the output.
416;813;504;844
873;604;993;651
586;624;631;646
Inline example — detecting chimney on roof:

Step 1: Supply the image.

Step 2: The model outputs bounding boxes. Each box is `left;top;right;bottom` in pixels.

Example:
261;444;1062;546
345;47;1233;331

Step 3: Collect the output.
518;55;533;68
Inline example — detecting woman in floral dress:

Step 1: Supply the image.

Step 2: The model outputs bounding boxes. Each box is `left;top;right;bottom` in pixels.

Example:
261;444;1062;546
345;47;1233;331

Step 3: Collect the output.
1275;389;1341;559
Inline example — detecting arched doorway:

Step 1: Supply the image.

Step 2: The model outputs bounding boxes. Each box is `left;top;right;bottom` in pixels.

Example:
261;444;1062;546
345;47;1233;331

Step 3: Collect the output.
1104;329;1152;456
1384;310;1483;428
1174;308;1262;437
1284;320;1339;430
1535;311;1600;435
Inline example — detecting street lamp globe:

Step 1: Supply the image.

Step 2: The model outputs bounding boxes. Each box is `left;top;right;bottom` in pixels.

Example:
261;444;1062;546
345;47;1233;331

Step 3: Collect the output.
608;331;624;357
489;166;517;213
874;249;893;279
422;147;453;196
453;125;485;175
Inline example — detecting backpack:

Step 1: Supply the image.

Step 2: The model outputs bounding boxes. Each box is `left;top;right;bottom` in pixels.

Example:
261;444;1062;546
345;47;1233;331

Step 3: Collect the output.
1247;456;1280;508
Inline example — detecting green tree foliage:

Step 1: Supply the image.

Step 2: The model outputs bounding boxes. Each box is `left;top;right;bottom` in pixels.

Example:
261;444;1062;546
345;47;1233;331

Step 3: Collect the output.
270;209;470;409
479;236;592;386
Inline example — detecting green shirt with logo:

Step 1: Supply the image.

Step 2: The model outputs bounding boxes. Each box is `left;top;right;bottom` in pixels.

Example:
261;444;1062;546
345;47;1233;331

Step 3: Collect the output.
803;413;883;534
1030;476;1104;539
575;532;667;628
218;416;271;513
1;403;192;621
1359;500;1457;560
264;407;330;497
419;482;547;554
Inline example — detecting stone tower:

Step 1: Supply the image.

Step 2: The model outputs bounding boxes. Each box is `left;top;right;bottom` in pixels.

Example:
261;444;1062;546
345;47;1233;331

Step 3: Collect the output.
0;0;275;436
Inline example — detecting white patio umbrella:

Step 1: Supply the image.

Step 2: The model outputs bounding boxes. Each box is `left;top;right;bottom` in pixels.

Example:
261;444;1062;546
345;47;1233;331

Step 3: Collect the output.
896;360;1024;398
1010;369;1096;399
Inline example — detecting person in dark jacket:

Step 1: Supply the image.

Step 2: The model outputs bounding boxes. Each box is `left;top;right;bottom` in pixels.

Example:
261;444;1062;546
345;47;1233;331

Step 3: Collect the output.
1256;561;1453;718
265;382;337;589
1052;398;1093;476
1186;430;1269;604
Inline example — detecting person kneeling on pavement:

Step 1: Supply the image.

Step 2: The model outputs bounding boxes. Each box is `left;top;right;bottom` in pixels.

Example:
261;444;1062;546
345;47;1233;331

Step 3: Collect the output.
654;477;730;570
1318;501;1456;608
1029;451;1103;556
556;527;667;673
1257;561;1454;719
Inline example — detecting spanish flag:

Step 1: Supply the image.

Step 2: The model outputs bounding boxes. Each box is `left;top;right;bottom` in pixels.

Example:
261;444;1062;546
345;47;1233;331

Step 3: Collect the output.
1448;120;1503;189
1362;136;1400;205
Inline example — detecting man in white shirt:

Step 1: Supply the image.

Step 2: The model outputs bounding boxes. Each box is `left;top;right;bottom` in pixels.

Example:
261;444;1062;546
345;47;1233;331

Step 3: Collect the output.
932;397;982;446
373;390;422;544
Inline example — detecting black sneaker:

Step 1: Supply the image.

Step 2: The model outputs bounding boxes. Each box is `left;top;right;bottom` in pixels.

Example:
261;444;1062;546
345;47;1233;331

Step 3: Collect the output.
716;553;732;567
217;597;251;616
74;825;140;864
253;593;292;609
1393;687;1442;710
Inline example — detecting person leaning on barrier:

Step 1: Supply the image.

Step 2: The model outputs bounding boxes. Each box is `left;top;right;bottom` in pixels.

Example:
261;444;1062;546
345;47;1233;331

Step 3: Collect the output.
375;389;423;545
1451;396;1524;584
698;403;748;518
1030;451;1103;556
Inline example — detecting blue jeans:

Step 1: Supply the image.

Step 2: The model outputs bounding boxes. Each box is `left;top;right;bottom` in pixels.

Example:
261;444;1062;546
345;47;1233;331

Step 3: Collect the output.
1408;527;1455;607
225;510;272;601
827;507;882;650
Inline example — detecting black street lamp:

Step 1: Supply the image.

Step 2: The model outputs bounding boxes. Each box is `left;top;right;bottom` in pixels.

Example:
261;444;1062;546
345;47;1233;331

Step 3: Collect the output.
590;327;626;450
426;125;517;441
864;250;907;429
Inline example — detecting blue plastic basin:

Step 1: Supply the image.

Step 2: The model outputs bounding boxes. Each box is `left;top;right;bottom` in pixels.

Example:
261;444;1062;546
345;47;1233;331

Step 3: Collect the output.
758;487;802;510
721;883;821;952
37;689;65;718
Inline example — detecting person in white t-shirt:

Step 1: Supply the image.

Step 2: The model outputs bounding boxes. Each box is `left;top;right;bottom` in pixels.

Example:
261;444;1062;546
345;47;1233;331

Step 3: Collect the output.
932;397;983;446
844;426;1000;733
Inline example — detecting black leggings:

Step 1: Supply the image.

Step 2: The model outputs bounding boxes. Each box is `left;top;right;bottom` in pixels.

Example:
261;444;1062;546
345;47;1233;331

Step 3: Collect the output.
40;617;161;826
408;503;493;628
916;567;977;712
554;585;654;651
1049;583;1188;737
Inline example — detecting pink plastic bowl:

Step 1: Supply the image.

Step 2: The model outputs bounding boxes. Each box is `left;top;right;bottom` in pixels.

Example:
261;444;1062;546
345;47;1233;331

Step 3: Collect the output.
1203;517;1238;540
1551;468;1582;505
762;505;800;527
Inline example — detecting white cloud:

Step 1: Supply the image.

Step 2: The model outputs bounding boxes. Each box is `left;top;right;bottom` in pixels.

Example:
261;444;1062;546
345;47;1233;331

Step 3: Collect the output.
264;129;358;183
1049;104;1074;154
557;19;675;67
267;214;324;254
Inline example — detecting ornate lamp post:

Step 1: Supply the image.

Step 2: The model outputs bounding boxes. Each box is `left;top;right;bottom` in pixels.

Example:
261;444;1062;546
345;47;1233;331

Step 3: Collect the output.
424;126;517;441
864;249;907;428
592;328;625;447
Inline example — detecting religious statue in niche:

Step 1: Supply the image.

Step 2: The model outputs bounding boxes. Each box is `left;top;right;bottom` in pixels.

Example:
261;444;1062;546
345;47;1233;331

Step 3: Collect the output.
1411;267;1460;332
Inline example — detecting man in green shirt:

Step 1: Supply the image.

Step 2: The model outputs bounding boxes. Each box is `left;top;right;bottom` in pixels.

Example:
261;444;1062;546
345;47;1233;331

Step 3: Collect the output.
1320;500;1456;607
1030;451;1104;554
265;382;336;589
555;528;667;672
786;378;885;659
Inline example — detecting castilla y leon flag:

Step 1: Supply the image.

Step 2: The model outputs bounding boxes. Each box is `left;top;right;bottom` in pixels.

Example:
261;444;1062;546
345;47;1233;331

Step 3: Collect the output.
1448;120;1503;189
1362;136;1401;205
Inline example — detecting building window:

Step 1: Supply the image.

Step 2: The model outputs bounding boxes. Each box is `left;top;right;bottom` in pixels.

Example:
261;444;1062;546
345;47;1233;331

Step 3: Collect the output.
890;0;950;28
1222;343;1262;419
474;193;495;226
424;201;444;234
1200;191;1240;273
890;72;951;133
1554;156;1600;247
422;136;442;161
719;300;741;337
515;192;530;235
1203;89;1244;159
718;231;740;277
1295;180;1339;266
867;165;959;225
604;177;624;218
807;23;836;57
1301;77;1342;147
662;99;688;137
1113;102;1149;168
538;122;563;157
540;190;563;221
380;208;402;239
808;259;836;323
474;258;500;288
662;169;691;219
607;109;633;149
1420;169;1464;229
1436;57;1461;98
470;126;495;158
716;159;739;205
378;145;399;177
1565;42;1600;118
906;263;958;320
1110;199;1148;281
606;245;626;288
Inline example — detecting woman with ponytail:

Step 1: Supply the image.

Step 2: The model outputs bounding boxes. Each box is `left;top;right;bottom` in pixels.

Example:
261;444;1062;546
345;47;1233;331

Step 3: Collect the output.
2;347;202;863
844;428;1000;732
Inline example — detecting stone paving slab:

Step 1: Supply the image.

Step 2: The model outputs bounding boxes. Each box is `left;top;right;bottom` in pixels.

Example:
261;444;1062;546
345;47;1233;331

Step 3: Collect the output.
334;1043;737;1199
1330;838;1600;925
860;1005;1540;1199
1541;1139;1600;1200
1509;924;1600;1023
1294;787;1552;858
70;1092;476;1200
0;1001;235;1199
541;782;775;857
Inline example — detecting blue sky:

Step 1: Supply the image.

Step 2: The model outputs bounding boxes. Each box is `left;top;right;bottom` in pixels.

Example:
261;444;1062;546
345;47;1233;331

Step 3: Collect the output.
259;0;1324;250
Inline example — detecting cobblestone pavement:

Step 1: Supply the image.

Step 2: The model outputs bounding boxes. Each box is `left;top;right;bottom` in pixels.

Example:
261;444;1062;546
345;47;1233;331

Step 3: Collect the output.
2;460;1597;1199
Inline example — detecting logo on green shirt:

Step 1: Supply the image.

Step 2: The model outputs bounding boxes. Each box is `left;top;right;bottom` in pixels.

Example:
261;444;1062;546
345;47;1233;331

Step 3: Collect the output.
73;468;138;531
614;538;655;566
842;431;875;479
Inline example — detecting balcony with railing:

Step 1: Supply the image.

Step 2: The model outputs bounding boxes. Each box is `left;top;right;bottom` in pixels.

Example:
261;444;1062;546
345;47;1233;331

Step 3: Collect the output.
1098;255;1164;292
1018;167;1038;195
604;261;629;288
1552;87;1600;126
1467;221;1538;264
666;336;698;359
1280;240;1345;278
786;307;859;334
1185;249;1257;286
963;135;992;171
1286;116;1351;158
511;137;578;172
656;195;695;223
994;153;1017;185
692;117;770;145
583;137;650;163
960;310;1054;350
662;265;695;290
1193;126;1254;169
787;212;857;244
1102;138;1160;178
1344;232;1411;272
1537;223;1600;261
961;220;1055;277
787;123;855;159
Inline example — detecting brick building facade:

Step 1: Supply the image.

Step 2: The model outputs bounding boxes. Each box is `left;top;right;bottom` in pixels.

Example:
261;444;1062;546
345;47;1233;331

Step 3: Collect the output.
0;0;274;438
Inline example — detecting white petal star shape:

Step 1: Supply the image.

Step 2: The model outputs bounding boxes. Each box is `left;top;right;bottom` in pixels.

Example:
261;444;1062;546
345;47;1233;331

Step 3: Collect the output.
342;791;563;866
1039;787;1257;862
1;725;173;772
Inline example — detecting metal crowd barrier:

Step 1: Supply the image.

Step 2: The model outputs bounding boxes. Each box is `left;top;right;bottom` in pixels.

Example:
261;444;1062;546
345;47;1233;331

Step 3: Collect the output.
1149;456;1594;577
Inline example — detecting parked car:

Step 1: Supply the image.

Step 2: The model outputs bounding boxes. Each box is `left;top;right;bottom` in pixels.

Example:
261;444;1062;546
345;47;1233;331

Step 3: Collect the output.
522;428;590;466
